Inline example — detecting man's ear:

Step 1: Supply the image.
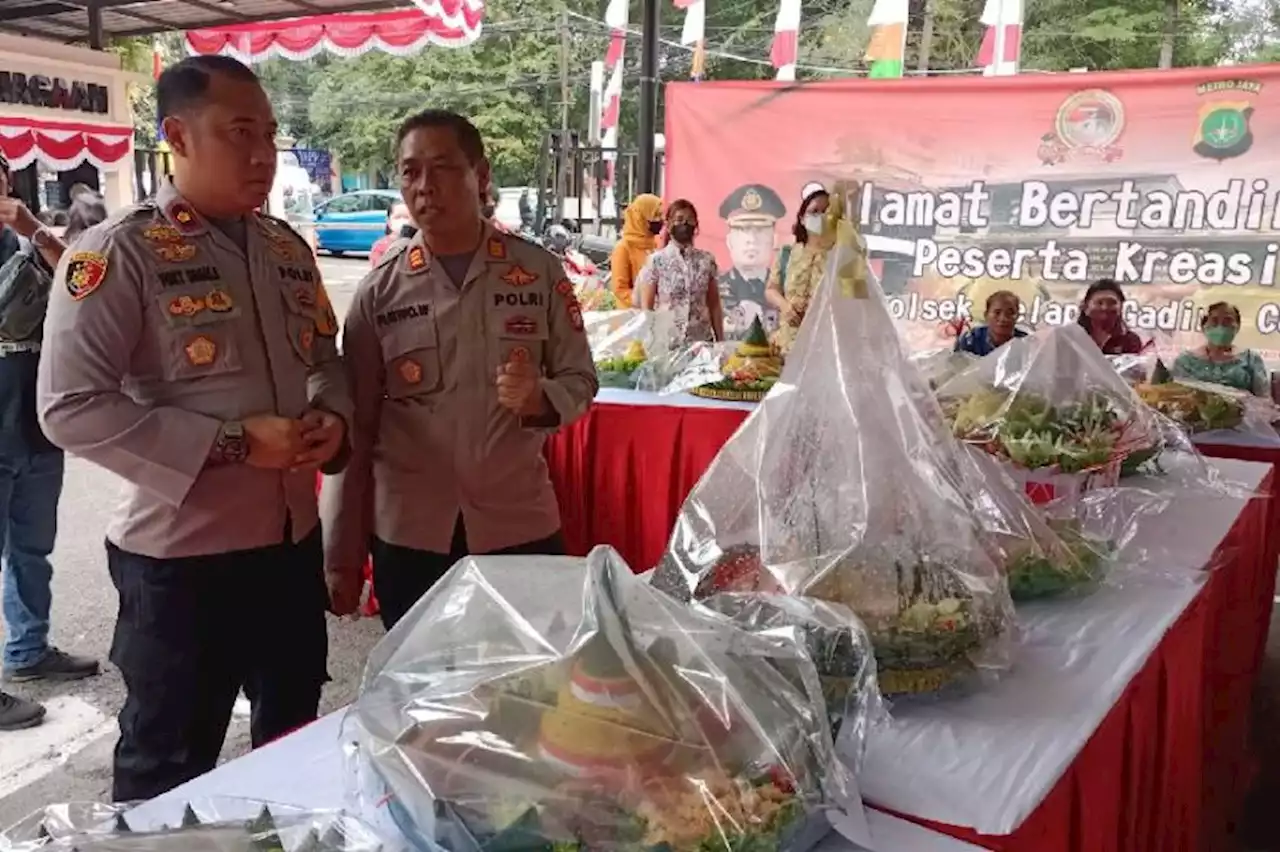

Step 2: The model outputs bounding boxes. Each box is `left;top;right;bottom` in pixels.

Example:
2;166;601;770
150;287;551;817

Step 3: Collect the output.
161;116;188;158
476;157;492;198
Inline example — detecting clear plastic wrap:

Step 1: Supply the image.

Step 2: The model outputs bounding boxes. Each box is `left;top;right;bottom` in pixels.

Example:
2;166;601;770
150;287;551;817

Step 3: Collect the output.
910;348;980;392
936;324;1207;492
632;317;782;402
695;593;883;759
1136;377;1280;446
352;545;863;852
1108;352;1280;444
650;183;1018;697
587;309;669;390
0;799;385;851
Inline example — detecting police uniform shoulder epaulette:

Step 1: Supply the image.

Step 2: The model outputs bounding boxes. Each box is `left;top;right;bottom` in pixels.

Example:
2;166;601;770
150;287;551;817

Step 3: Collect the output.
257;213;311;250
73;201;155;245
376;239;411;270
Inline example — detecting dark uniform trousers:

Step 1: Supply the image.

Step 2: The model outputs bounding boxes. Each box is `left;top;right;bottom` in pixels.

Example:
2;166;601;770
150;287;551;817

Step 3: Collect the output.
106;525;329;802
372;516;565;630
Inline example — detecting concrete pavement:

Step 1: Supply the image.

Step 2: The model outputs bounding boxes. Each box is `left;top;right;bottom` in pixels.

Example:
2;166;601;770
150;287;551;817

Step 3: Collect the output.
0;255;374;826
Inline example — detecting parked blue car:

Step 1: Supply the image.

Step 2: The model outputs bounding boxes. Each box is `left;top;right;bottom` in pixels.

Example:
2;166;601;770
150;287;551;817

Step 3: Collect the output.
313;189;402;255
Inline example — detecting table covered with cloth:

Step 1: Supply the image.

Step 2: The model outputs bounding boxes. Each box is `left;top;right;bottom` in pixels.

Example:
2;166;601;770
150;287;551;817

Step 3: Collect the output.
123;710;985;852
544;390;1277;852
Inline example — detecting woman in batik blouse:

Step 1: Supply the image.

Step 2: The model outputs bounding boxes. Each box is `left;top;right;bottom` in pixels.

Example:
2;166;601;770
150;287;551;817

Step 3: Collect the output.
637;199;724;346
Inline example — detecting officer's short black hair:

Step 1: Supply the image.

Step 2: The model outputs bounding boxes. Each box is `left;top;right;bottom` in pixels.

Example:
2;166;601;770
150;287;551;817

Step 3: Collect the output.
395;109;486;165
156;55;260;124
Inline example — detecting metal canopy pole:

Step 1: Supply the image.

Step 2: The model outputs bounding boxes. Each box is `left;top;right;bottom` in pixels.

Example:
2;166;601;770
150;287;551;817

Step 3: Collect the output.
637;0;659;194
87;0;104;49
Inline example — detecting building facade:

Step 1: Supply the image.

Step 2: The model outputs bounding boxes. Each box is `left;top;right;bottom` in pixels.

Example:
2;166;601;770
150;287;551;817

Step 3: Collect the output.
0;33;140;215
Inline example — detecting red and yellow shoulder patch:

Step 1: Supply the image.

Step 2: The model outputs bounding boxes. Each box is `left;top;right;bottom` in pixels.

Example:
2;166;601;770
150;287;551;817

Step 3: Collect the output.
406;245;429;273
64;251;109;301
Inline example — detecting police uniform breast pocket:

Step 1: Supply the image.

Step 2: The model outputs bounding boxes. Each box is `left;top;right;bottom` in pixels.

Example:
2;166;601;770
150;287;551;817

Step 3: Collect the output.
489;284;549;367
380;321;442;398
152;285;243;381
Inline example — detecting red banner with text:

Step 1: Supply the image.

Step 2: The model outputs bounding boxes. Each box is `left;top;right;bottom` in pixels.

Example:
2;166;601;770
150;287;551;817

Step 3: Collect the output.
664;65;1280;355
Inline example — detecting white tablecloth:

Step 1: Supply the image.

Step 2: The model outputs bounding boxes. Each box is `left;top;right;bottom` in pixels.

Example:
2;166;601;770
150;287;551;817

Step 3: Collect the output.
126;711;983;852
853;455;1270;835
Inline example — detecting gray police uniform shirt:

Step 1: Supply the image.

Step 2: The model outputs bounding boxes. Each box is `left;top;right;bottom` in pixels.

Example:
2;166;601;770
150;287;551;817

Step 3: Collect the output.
322;225;598;570
37;180;352;560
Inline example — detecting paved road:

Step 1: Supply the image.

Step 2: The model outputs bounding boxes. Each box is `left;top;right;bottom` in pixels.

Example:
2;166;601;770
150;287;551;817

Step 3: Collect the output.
0;255;375;826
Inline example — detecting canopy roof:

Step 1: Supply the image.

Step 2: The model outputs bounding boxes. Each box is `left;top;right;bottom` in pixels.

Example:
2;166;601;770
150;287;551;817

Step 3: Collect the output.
0;0;417;42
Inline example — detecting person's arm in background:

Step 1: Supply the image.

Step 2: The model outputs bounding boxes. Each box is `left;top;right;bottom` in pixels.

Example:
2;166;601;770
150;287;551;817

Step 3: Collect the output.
765;249;790;315
320;278;383;615
637;258;657;310
610;242;634;308
706;257;724;341
0;197;67;269
1248;350;1271;397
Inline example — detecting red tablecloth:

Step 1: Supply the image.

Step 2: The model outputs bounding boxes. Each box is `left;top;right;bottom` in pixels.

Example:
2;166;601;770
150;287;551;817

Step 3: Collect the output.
544;399;1279;852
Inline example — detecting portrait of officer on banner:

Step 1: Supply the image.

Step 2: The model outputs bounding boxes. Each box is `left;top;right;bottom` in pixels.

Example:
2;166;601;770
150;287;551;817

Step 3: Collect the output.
717;182;784;339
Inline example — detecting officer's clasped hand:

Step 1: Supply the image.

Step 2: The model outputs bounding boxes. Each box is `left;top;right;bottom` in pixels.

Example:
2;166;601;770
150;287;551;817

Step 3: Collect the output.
293;408;346;471
496;356;543;417
243;414;306;470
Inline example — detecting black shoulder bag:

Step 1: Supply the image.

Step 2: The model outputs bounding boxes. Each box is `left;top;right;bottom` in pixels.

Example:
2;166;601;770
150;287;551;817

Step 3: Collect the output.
0;236;53;343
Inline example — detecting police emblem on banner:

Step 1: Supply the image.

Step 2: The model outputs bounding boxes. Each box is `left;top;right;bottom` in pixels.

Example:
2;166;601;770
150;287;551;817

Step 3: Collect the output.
1193;79;1261;161
1038;89;1125;166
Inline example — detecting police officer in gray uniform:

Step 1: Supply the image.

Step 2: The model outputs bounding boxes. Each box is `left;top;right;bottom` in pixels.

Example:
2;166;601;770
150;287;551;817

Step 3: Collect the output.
321;110;597;629
37;56;352;801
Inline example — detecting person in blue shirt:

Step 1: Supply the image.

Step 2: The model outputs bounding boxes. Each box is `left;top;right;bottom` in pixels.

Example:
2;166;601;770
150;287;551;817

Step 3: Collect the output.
954;290;1027;356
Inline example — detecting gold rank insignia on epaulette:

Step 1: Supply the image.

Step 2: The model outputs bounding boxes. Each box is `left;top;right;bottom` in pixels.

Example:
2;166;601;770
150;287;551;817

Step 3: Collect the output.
257;218;305;261
406;245;429;273
486;237;507;260
142;224;198;263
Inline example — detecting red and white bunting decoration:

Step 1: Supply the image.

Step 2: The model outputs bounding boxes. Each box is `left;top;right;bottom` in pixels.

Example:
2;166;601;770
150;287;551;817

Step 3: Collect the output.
185;4;484;64
977;0;1023;76
675;0;706;79
771;0;802;81
0;117;132;172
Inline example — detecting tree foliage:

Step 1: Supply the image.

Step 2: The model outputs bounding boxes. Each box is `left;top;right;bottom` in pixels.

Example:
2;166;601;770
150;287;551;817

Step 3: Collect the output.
112;0;1279;180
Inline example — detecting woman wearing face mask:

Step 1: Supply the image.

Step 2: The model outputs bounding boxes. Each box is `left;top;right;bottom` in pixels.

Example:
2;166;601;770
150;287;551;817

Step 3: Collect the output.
610;193;663;309
954;290;1027;356
766;189;831;355
1172;302;1269;396
637;199;724;345
370;200;415;267
1078;278;1144;355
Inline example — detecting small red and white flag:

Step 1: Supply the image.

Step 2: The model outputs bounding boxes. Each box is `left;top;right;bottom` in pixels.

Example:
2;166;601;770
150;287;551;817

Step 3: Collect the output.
976;0;1023;76
674;0;706;80
771;0;802;82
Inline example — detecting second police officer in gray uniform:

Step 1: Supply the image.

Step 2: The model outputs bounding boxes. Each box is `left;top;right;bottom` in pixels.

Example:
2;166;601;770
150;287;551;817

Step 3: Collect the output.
37;56;351;801
322;111;598;629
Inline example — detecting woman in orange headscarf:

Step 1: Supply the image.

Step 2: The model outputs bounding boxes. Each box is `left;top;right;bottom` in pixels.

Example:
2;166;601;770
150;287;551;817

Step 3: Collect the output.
610;193;663;309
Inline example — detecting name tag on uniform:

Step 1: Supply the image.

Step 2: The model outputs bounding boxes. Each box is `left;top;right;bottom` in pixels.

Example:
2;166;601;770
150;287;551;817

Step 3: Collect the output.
278;265;316;283
376;303;431;327
158;266;222;288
